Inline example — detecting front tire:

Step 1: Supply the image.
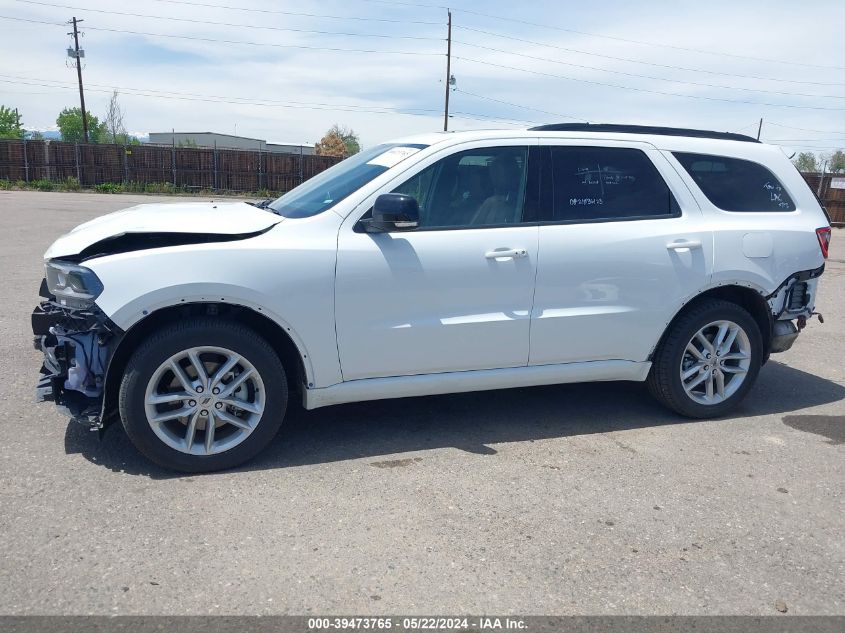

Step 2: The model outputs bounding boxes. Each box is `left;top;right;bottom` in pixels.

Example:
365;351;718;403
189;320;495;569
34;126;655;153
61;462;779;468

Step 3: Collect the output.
648;299;763;418
118;318;288;472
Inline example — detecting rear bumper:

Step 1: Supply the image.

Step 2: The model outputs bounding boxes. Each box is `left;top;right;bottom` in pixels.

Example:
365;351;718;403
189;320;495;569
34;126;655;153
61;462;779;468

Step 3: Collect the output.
33;298;121;429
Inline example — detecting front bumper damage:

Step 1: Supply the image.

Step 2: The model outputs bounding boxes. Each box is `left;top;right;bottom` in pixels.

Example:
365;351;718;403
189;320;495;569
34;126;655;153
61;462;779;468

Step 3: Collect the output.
32;282;122;430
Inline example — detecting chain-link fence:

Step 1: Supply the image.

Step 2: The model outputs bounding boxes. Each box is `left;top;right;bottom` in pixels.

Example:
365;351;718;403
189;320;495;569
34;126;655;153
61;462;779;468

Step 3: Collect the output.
0;139;342;194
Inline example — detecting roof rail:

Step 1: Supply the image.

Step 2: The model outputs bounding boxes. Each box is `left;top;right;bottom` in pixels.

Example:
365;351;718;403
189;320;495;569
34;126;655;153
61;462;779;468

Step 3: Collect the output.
528;123;760;143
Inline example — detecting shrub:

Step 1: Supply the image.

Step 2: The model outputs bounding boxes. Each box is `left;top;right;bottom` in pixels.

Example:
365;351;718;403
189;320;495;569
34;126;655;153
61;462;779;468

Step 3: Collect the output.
0;179;10;190
32;179;54;191
94;182;123;194
62;177;81;191
122;181;146;193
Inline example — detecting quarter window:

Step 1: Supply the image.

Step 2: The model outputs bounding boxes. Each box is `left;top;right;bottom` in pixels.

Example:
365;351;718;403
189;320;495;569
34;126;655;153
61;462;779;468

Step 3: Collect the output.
673;152;795;212
547;147;679;222
391;146;529;228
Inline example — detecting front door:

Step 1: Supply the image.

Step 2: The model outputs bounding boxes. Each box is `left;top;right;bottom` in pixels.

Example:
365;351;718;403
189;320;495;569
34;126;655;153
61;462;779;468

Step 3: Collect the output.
335;142;540;381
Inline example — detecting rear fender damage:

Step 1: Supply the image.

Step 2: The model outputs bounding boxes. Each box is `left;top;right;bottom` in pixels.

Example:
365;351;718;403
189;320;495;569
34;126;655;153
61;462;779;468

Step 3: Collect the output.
764;264;824;354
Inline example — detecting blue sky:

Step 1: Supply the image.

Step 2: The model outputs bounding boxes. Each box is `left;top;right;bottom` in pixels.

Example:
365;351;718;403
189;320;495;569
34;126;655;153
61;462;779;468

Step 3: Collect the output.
0;0;843;155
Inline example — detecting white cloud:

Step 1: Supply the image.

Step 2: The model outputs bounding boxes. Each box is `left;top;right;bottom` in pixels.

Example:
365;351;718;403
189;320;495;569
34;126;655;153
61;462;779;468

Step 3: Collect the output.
1;0;843;151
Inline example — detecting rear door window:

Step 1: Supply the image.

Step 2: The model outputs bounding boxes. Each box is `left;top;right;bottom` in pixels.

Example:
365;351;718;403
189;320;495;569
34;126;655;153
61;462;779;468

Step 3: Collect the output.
673;152;795;212
545;146;679;223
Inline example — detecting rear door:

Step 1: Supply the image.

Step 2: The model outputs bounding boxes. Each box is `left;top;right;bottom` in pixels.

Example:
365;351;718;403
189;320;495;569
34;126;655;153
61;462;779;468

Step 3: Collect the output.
529;140;713;365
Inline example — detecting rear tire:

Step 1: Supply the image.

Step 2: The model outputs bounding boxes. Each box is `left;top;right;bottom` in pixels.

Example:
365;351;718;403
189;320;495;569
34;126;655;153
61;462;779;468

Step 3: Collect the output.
648;299;763;418
118;318;287;472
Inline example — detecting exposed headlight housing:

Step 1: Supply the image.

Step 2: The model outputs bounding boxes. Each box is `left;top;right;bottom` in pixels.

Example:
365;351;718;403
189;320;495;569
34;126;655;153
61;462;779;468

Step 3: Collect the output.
45;260;104;309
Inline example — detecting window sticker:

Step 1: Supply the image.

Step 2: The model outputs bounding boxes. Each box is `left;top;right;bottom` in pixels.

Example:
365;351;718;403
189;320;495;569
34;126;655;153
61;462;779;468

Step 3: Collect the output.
366;146;422;168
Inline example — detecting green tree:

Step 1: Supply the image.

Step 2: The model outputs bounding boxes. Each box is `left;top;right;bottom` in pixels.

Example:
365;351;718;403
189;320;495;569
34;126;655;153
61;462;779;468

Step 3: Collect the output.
56;107;103;143
792;151;819;173
315;124;361;158
0;105;24;139
828;149;845;173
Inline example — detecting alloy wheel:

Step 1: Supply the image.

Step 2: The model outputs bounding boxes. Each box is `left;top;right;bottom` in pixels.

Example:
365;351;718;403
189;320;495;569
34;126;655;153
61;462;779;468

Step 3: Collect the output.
143;346;265;455
680;320;751;405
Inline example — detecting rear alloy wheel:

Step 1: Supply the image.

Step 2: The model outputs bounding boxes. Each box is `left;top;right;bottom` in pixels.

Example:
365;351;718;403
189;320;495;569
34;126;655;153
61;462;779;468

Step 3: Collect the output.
648;299;762;418
119;318;287;472
680;320;752;405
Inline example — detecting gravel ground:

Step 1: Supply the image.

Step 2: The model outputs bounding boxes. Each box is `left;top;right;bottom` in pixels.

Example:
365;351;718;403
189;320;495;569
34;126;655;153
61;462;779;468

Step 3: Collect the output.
0;190;842;615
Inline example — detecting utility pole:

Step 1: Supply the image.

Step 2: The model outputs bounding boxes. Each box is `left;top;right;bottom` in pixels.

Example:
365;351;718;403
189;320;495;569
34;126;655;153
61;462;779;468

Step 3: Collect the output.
756;117;763;141
443;9;452;132
68;17;88;143
817;159;828;198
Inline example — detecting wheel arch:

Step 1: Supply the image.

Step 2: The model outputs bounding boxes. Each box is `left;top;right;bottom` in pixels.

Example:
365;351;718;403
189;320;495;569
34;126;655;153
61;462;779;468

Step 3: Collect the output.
650;284;773;363
100;302;309;425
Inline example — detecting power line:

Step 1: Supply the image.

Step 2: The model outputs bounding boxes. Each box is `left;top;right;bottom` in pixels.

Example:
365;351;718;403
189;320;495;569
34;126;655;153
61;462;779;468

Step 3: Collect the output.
768;139;845;145
147;0;442;25
453;88;585;122
452;39;845;100
51;0;834;72
768;143;845;150
0;15;442;55
767;121;845;135
0;75;442;115
0;76;536;128
768;138;845;142
0;75;528;127
1;71;582;124
450;8;845;71
19;1;842;88
453;56;845;112
450;111;536;125
731;121;761;134
356;0;447;9
452;25;845;88
13;0;443;40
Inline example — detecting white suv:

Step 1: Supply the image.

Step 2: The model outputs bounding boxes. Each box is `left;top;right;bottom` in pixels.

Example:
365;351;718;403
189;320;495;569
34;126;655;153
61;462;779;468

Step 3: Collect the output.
33;124;831;472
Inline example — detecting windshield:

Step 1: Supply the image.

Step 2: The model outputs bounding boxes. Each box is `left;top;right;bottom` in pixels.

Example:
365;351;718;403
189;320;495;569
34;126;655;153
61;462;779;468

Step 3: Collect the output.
268;143;428;218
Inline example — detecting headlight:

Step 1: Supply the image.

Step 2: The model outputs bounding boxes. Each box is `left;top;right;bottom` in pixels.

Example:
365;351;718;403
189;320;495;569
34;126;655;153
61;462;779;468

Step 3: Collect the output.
44;260;104;309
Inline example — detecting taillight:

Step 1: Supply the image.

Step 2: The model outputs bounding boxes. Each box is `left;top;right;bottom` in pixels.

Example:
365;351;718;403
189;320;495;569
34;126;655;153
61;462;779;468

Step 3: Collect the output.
816;227;831;259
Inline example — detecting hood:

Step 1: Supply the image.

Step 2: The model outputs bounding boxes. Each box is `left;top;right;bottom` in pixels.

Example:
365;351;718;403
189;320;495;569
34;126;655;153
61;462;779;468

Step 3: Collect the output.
44;201;281;260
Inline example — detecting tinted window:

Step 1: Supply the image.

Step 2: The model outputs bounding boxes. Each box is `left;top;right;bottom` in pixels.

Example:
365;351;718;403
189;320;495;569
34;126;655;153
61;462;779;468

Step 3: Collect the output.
392;146;529;228
547;147;678;222
673;152;795;212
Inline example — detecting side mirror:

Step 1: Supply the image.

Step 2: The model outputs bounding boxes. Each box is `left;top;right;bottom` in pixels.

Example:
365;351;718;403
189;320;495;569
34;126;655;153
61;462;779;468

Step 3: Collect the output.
362;193;419;232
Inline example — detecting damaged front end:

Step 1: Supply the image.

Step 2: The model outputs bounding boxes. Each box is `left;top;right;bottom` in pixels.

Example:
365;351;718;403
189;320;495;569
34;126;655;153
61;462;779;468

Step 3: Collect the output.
32;263;122;430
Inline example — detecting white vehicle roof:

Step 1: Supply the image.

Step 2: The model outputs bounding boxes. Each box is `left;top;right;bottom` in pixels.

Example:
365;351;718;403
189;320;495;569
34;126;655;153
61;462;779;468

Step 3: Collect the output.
388;126;787;163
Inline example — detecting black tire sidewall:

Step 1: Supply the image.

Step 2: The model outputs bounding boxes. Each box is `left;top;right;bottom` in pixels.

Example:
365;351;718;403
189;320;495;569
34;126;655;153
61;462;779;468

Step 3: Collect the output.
659;301;763;418
119;319;288;472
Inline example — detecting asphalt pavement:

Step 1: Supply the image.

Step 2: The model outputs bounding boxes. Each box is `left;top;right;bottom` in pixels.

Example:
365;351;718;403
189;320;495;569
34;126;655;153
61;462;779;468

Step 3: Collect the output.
0;190;842;615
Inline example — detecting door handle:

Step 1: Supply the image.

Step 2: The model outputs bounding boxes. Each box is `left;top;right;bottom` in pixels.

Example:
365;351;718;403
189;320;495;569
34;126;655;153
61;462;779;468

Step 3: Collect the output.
485;248;528;260
666;239;702;252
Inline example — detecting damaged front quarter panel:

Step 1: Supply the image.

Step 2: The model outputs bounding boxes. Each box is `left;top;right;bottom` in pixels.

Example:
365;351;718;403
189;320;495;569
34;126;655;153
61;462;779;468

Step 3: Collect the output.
33;280;123;430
